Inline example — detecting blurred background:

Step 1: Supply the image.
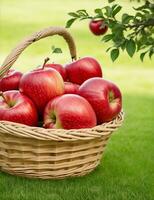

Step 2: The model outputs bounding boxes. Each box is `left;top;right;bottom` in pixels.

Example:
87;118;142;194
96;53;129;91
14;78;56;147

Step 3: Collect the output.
0;1;154;200
0;0;153;95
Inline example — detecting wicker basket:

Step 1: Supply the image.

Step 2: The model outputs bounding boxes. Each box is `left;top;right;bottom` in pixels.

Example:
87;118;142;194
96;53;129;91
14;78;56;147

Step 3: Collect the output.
0;27;124;179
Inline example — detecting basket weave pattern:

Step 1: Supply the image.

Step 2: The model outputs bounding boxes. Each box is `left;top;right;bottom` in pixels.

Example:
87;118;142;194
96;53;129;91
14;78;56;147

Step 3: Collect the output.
0;27;124;179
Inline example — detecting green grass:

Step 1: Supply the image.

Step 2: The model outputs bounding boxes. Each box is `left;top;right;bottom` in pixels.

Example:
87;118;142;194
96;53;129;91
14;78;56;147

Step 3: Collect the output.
0;0;154;200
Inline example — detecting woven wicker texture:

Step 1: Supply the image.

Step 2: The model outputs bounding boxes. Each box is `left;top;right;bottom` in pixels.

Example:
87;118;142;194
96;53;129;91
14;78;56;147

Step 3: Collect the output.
0;27;124;179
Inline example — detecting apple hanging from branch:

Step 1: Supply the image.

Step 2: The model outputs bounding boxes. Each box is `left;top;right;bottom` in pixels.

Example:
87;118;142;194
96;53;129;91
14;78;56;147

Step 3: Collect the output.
66;1;154;61
89;19;108;36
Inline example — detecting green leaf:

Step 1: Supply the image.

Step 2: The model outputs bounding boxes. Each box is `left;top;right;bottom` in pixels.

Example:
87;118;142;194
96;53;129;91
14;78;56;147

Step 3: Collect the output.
68;12;79;18
94;8;103;16
149;49;153;59
65;18;76;28
135;12;143;19
112;5;122;17
140;52;146;62
126;39;136;57
107;19;116;28
104;6;112;17
108;0;115;3
101;34;113;42
142;9;150;14
76;9;89;16
112;22;124;32
111;48;119;62
122;14;133;24
106;46;113;52
52;46;62;54
112;4;118;10
79;17;89;21
121;40;127;51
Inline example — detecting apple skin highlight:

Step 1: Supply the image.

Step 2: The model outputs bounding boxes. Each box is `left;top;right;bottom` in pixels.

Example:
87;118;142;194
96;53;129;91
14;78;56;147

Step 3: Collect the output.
79;78;122;124
19;68;65;115
0;69;22;92
65;57;102;85
0;90;38;126
43;94;97;129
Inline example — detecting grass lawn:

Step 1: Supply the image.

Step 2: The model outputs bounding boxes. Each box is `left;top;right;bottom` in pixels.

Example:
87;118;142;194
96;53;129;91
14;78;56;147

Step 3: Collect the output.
0;0;154;200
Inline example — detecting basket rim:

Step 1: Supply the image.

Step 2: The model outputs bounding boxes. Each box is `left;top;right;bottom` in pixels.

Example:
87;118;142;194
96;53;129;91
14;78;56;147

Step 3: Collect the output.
0;111;124;141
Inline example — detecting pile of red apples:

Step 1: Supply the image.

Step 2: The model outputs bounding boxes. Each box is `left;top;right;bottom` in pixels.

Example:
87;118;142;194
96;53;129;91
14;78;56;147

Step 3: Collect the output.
0;57;122;129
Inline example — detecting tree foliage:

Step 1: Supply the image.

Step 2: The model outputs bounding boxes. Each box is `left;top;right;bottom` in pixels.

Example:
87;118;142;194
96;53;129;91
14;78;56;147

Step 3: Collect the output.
66;0;154;61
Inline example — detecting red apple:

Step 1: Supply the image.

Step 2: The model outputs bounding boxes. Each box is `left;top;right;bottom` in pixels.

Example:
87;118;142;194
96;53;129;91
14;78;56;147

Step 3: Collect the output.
43;94;97;129
0;69;22;92
64;82;79;94
79;78;122;124
44;63;67;81
89;19;108;36
65;57;102;85
19;58;64;114
0;90;38;126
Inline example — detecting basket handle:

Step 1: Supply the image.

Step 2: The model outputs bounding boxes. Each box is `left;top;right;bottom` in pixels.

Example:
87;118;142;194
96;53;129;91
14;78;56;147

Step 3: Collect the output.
0;26;77;78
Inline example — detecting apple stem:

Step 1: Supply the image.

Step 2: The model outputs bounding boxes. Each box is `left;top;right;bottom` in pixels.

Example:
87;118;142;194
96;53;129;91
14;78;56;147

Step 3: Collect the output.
42;57;50;70
0;92;7;102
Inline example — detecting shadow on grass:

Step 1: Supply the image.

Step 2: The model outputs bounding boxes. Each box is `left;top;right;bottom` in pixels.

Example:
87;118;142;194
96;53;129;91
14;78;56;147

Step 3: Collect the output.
0;94;154;200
